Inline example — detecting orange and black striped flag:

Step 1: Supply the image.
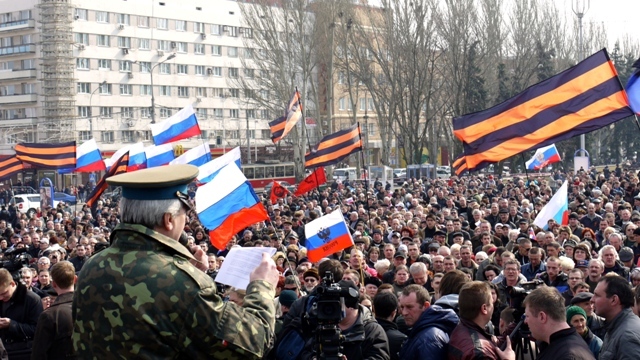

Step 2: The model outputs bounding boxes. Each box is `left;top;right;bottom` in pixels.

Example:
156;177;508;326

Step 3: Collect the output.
305;123;362;168
269;116;287;143
15;142;76;169
270;90;303;143
86;152;129;208
0;156;23;181
452;49;633;175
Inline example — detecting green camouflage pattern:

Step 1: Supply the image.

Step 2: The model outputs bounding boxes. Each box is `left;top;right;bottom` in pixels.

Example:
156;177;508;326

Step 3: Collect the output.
72;223;276;359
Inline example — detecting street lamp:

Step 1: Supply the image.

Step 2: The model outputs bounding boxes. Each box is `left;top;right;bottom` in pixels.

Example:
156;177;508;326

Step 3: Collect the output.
363;108;369;167
89;80;107;138
150;53;176;124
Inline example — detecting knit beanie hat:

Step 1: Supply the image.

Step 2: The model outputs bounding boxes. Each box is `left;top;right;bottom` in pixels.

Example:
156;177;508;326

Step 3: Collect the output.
566;305;587;324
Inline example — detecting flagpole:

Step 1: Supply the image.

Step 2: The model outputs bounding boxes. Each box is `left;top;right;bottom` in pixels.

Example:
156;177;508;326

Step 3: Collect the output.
298;86;322;199
267;218;304;294
356;122;374;235
520;153;536;210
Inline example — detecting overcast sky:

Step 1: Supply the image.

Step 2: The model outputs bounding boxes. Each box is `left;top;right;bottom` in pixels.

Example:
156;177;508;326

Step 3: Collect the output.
560;0;639;47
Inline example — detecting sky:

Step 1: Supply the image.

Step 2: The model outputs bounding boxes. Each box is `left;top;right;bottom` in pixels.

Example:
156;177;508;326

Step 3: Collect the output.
560;0;640;47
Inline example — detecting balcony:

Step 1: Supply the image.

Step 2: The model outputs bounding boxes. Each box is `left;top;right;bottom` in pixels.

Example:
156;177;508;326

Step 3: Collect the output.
0;19;35;32
0;94;37;104
0;117;37;127
0;69;36;81
0;44;35;57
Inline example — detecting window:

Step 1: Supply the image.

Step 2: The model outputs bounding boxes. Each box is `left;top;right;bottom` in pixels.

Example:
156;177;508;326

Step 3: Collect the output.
159;86;171;96
75;33;89;45
177;42;187;53
79;131;91;141
22;59;35;69
20;10;32;20
241;28;253;38
98;59;111;70
119;84;132;95
368;98;374;111
102;131;114;143
211;24;222;35
159;63;170;74
228;47;238;57
138;38;150;50
194;43;205;54
77;82;90;94
139;61;150;73
176;20;186;31
157;40;169;51
100;107;113;117
140;85;152;95
160;108;172;118
197;108;207;118
260;90;269;99
177;64;188;75
75;9;88;21
260;109;270;119
228;68;238;78
227;26;238;37
97;35;110;47
213;108;223;118
121;131;134;143
194;22;204;33
212;88;224;98
339;97;345;110
121;107;134;118
367;123;376;136
211;66;222;77
338;72;345;84
228;130;239;139
96;11;109;23
246;109;255;119
243;48;253;59
229;89;239;98
140;108;151;118
157;18;168;30
211;45;221;56
137;16;149;27
244;89;255;99
196;87;206;97
359;98;366;111
244;69;254;78
117;36;131;48
119;60;132;72
77;106;89;118
229;109;239;118
261;129;271;139
195;65;205;76
178;86;189;97
99;83;112;95
22;83;35;94
116;14;130;25
76;58;89;70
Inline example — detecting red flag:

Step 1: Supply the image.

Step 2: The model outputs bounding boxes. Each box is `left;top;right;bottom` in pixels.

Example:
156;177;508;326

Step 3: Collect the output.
270;181;290;204
294;167;326;197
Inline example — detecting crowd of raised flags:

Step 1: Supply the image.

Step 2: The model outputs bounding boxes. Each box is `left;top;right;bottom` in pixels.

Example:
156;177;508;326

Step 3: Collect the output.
4;48;640;260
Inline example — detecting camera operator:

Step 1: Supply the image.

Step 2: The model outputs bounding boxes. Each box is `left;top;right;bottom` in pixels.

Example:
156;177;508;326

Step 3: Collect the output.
523;286;594;359
276;259;390;360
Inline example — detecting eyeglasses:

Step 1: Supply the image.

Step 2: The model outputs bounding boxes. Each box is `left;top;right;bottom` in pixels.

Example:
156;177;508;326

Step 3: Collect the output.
304;278;317;283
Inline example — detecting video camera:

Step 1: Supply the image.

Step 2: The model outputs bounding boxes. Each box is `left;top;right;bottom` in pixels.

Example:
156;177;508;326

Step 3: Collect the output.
310;272;359;360
507;279;544;311
503;279;544;358
0;247;32;273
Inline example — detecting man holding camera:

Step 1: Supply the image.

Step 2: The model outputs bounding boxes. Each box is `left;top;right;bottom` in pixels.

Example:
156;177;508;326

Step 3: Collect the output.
278;259;390;360
523;286;594;359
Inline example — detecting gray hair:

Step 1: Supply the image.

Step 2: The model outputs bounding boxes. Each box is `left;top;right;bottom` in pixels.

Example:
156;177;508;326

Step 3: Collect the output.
598;245;619;260
120;198;182;229
409;262;427;275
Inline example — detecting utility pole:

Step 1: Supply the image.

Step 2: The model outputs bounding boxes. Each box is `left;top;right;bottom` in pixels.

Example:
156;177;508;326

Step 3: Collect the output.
573;0;590;157
150;53;176;124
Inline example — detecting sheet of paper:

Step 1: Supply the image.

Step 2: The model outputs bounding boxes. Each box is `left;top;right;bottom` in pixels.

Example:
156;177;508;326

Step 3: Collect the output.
215;246;277;290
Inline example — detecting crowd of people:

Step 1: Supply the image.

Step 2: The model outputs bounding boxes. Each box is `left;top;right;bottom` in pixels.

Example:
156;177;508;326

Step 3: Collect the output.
1;164;640;359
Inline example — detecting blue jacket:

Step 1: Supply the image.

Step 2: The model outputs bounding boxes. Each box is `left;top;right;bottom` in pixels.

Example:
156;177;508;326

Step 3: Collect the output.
521;261;546;281
399;305;458;360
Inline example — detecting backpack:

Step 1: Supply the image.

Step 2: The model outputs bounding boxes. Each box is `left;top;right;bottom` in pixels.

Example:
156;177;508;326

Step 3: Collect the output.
273;295;317;360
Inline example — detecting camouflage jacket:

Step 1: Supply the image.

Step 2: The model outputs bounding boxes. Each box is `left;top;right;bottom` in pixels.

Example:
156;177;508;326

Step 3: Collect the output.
72;223;276;359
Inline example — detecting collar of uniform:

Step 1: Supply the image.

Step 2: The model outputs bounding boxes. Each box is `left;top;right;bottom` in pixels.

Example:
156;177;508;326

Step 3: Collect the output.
111;223;195;261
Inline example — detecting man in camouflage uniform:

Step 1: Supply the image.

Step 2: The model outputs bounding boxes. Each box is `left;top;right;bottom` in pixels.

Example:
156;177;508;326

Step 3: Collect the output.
72;164;279;359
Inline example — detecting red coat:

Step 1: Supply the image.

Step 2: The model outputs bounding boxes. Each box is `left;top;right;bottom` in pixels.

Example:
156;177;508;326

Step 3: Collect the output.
447;318;502;360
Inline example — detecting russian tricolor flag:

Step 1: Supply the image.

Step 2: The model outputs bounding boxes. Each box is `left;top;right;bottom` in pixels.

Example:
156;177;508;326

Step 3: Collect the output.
127;142;147;171
197;147;242;185
105;144;132;170
150;105;201;145
59;138;106;173
170;142;211;167
196;162;268;250
533;181;569;230
145;143;175;168
626;57;640;114
304;209;354;262
525;144;561;171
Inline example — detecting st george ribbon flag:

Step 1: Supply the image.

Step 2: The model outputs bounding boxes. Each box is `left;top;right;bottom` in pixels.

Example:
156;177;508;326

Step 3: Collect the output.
197;147;242;185
169;142;211;167
196;162;268;250
453;49;634;175
533;180;569;230
525;144;561;170
294;167;327;197
270;90;303;143
150;105;201;145
304;209;354;262
305;123;363;168
15;142;76;169
0;156;23;181
86;152;129;208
